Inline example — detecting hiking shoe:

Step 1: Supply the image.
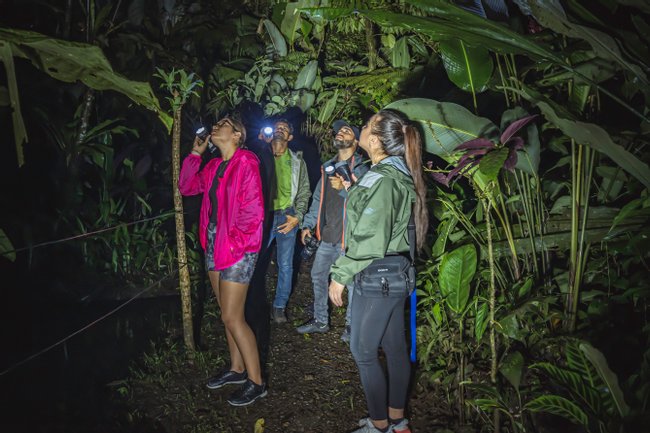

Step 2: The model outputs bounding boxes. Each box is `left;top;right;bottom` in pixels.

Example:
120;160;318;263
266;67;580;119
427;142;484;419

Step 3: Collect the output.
353;418;394;433
206;370;247;389
227;379;268;407
392;418;411;433
271;307;287;324
340;325;351;343
296;319;329;334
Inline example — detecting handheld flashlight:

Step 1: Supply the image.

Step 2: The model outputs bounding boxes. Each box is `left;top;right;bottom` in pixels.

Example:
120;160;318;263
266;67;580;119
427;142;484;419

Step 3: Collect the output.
196;126;209;141
196;126;217;155
263;126;273;139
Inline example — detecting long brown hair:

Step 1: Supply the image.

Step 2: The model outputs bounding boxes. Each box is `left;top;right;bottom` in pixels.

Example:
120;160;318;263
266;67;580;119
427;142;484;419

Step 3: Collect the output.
372;109;429;251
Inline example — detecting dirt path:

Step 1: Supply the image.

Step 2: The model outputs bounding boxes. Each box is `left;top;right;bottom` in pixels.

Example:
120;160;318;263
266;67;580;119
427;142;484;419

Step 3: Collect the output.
126;260;448;433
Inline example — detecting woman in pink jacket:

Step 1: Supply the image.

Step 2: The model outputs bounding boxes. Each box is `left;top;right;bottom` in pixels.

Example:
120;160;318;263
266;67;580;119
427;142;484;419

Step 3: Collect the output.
179;116;266;406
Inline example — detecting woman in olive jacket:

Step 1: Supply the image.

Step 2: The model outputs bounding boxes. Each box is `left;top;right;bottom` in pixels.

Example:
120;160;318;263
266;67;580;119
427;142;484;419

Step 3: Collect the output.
329;110;428;433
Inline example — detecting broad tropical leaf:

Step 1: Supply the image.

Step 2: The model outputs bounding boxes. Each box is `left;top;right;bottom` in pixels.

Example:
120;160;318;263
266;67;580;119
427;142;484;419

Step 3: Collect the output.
512;86;650;189
514;0;648;86
500;351;524;390
525;395;589;427
385;98;498;157
478;147;509;181
580;342;630;417
295;60;318;90
262;19;287;57
391;37;411;69
438;40;493;94
439;244;477;313
0;28;171;131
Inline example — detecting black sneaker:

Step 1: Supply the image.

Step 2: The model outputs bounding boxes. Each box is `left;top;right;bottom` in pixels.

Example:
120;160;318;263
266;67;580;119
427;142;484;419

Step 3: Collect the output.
227;379;268;407
206;370;247;389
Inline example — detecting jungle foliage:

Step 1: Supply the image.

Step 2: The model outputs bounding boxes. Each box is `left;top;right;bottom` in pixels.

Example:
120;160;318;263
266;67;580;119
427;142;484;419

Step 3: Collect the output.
1;0;650;432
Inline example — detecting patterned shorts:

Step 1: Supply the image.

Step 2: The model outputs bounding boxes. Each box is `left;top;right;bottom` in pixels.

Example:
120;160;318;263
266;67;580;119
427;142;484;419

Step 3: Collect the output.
206;223;258;283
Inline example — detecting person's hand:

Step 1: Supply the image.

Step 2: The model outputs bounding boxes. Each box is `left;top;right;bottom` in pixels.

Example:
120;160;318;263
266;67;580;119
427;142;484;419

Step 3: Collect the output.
277;214;299;234
300;228;312;245
329;175;344;191
192;135;209;155
258;128;273;144
329;280;346;307
337;173;358;191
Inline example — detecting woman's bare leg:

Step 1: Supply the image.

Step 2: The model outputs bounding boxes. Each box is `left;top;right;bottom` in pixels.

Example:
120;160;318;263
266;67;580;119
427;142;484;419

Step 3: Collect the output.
218;279;262;385
208;271;244;372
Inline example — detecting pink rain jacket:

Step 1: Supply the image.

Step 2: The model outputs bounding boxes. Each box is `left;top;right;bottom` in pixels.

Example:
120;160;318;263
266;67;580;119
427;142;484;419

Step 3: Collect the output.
179;148;264;270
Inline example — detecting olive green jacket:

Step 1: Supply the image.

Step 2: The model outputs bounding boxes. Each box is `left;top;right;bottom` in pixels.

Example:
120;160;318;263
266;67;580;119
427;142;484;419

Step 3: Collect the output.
330;156;415;285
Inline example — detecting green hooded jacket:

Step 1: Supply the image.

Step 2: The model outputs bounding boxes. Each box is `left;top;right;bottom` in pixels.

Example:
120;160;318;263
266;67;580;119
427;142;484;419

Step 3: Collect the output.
330;156;415;285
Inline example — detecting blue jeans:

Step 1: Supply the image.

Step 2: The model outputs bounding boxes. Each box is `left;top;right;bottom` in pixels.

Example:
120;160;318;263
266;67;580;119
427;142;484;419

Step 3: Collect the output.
269;209;298;309
311;242;353;326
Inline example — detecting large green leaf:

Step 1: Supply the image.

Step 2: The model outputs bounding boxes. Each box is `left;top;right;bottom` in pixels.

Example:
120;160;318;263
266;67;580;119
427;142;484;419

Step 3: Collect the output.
518;0;648;86
512;86;650;189
294;59;318;90
479;147;509;182
281;1;322;45
390;37;411;69
580;342;630;417
525;395;589;427
439;244;477;313
438;40;493;94
385;98;498;158
262;19;288;57
500;351;524;391
0;28;171;131
302;5;561;60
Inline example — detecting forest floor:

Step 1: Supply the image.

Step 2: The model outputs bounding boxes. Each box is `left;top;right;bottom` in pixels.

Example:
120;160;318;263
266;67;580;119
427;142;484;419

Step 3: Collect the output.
121;259;463;433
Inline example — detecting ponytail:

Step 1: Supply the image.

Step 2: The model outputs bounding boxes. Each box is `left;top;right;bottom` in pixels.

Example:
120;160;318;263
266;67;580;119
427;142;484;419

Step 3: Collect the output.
402;124;429;251
373;109;429;252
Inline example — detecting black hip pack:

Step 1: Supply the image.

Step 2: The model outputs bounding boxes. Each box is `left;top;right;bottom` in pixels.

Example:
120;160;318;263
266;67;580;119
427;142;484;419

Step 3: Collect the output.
354;213;417;298
354;254;416;298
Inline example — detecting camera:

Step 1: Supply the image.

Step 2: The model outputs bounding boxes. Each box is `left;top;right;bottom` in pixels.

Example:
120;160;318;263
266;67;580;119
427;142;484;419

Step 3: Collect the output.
301;233;321;260
196;126;218;155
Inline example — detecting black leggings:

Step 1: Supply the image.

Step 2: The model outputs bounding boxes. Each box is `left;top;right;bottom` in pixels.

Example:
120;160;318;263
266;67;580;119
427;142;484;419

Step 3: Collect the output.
350;292;410;420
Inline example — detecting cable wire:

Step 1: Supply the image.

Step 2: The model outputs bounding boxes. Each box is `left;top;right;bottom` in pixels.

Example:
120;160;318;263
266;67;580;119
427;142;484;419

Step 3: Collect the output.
0;266;181;377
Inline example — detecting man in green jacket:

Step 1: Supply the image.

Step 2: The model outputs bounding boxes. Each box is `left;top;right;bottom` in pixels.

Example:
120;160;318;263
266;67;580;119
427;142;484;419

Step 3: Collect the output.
263;119;311;323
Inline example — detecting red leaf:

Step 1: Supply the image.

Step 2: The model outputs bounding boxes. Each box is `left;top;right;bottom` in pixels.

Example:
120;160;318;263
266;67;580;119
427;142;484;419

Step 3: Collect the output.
500;115;537;145
430;171;450;187
504;147;519;171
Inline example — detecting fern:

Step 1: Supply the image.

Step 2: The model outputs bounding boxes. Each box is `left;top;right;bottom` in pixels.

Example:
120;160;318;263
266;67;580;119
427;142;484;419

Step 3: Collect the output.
324;67;411;106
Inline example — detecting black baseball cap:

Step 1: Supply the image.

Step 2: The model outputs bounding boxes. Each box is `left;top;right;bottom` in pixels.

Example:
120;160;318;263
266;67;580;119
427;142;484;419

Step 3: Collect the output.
333;119;360;140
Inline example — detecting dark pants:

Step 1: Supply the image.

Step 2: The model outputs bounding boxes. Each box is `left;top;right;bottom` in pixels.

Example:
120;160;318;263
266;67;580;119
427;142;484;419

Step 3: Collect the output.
350;293;410;420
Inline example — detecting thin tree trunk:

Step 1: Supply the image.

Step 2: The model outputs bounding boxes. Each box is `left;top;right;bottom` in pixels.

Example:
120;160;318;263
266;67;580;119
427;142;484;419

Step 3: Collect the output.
485;198;500;433
76;88;95;146
172;107;195;354
365;18;377;71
